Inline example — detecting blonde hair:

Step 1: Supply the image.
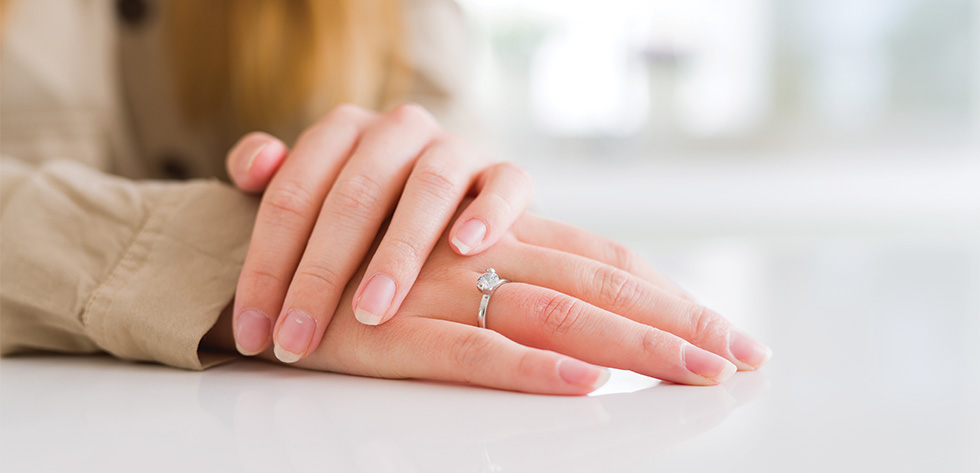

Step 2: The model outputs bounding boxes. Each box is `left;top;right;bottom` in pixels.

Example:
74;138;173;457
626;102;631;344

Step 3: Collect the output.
165;0;412;136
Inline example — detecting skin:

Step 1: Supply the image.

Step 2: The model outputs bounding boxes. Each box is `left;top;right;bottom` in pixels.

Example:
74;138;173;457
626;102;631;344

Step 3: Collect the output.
204;207;773;395
226;104;535;364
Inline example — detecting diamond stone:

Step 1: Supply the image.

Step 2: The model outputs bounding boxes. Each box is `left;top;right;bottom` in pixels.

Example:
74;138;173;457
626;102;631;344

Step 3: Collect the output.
477;268;499;291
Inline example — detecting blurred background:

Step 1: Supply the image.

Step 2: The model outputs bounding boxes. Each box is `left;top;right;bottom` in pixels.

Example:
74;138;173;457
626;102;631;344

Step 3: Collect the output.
451;3;980;467
453;0;979;240
452;0;980;349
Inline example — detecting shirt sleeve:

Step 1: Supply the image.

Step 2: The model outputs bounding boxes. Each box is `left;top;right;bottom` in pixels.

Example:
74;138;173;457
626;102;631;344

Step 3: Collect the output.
1;158;259;369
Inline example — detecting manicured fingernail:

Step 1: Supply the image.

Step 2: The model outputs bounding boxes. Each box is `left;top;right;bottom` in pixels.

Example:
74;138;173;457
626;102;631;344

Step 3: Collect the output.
242;141;269;175
729;331;772;369
558;359;611;391
235;309;273;355
354;274;396;326
683;344;737;383
451;219;487;255
274;310;315;363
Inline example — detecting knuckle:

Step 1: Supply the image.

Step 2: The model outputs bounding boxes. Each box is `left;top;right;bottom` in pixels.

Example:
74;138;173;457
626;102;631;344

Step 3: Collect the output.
639;327;667;356
413;159;463;204
497;161;533;186
302;104;365;140
609;242;641;273
515;350;538;380
329;103;365;120
687;304;727;346
241;266;286;289
294;261;344;295
484;192;515;220
317;104;368;129
451;331;496;381
331;173;383;221
594;266;640;311
534;292;584;336
488;162;534;202
320;119;361;140
384;234;425;269
263;181;317;221
388;102;436;127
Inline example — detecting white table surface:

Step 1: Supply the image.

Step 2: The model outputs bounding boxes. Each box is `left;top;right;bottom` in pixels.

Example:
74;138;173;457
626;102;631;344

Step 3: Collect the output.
3;159;979;472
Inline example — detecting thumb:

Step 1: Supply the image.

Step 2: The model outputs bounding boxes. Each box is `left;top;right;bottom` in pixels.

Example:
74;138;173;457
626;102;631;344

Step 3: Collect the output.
226;132;289;193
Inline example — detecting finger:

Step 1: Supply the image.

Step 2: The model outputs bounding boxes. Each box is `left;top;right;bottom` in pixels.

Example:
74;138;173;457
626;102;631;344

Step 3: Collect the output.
273;104;440;362
505;245;772;371
512;213;693;301
448;162;534;256
479;283;736;385
351;135;482;325
358;317;611;395
225;132;289;193
233;105;375;356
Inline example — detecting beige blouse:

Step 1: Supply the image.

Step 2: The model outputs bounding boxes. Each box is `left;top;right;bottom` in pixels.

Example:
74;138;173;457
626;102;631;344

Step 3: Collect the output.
0;0;467;369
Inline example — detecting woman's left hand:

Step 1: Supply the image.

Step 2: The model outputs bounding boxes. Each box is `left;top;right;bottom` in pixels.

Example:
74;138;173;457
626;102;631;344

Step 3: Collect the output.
207;208;772;394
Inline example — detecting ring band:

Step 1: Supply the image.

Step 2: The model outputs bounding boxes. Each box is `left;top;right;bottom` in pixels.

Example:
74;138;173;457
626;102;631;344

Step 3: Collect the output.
477;268;510;329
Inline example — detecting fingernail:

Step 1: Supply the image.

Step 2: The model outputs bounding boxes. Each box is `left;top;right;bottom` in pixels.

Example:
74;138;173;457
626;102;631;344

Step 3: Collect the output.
235;309;273;355
354;274;396;326
729;331;772;369
558;359;611;391
274;310;315;363
451;219;487;255
242;141;269;175
683;344;737;383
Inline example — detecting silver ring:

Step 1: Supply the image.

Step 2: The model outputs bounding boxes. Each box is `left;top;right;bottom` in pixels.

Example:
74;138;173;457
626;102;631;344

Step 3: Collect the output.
477;268;510;329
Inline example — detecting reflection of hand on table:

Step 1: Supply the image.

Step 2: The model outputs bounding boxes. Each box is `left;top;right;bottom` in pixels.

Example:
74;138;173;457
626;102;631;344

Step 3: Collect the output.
212;363;770;473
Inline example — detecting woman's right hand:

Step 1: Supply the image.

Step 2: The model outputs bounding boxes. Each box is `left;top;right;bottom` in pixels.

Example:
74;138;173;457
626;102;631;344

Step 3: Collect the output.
223;104;534;364
277;211;772;395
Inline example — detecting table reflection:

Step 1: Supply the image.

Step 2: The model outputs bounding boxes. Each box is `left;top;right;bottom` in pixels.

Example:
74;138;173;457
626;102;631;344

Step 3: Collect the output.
0;355;768;473
198;362;769;472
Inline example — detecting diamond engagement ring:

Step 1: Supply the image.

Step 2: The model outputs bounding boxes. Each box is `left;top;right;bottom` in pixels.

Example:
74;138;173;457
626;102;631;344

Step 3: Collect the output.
477;268;510;329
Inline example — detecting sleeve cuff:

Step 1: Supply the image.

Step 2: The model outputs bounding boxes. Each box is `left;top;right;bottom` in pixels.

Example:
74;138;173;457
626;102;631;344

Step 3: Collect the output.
83;177;259;370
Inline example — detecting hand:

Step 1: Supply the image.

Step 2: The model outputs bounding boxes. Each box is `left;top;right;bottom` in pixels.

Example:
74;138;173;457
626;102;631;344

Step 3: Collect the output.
212;209;772;395
223;104;534;363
